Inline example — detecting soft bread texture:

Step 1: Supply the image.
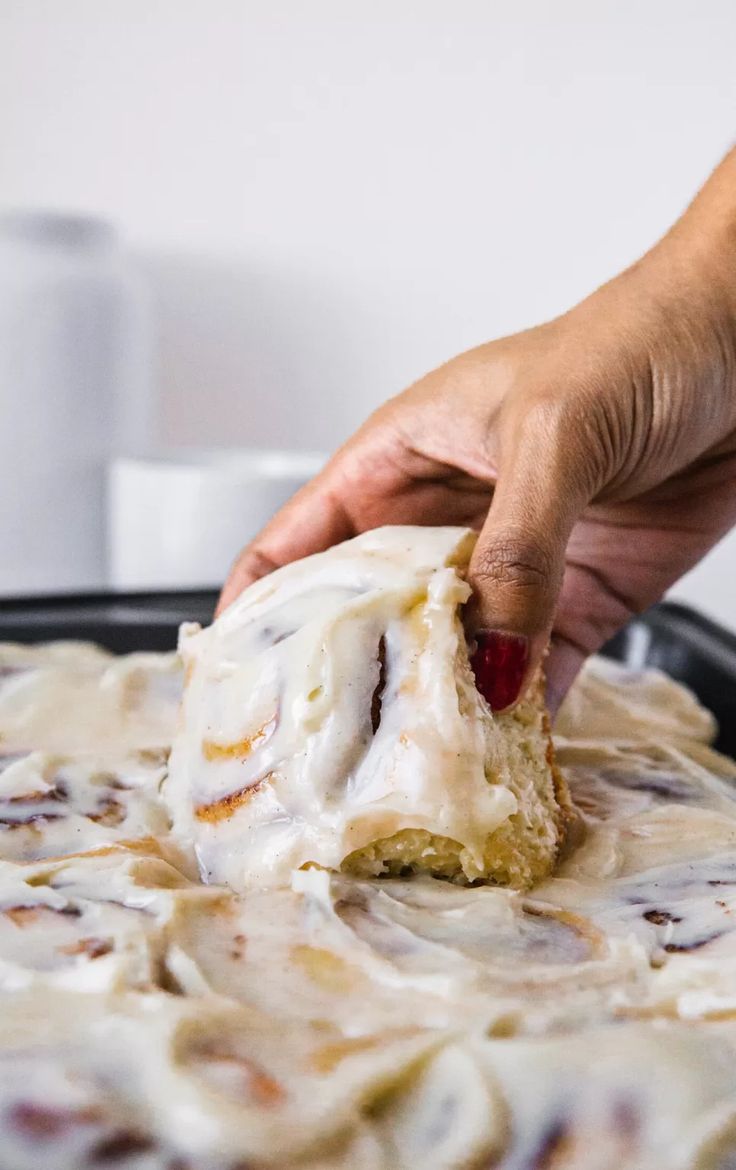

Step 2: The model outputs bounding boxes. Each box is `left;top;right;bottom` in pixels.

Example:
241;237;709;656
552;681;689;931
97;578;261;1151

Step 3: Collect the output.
343;678;573;887
165;526;571;891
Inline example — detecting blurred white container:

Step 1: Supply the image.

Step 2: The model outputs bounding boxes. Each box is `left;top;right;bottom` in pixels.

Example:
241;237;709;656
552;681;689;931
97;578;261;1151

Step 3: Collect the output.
0;210;151;595
108;449;324;590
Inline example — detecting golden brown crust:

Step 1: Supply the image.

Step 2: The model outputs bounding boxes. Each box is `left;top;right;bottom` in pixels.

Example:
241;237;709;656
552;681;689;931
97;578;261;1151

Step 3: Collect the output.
343;664;576;890
542;705;581;859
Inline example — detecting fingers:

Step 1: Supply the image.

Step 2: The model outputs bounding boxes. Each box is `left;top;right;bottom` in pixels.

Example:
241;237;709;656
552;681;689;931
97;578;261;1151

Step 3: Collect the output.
216;472;354;615
216;397;448;614
544;635;586;718
467;400;589;710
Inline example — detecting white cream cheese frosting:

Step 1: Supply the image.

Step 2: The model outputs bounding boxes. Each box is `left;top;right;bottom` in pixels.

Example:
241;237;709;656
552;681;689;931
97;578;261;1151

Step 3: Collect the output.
165;525;566;890
0;626;736;1166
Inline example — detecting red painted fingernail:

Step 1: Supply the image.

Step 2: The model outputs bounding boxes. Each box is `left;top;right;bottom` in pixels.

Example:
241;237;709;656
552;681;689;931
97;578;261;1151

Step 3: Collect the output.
470;631;529;711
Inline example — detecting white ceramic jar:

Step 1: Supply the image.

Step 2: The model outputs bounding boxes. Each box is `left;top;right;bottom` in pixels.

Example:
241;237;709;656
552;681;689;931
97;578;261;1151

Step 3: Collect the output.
0;211;151;595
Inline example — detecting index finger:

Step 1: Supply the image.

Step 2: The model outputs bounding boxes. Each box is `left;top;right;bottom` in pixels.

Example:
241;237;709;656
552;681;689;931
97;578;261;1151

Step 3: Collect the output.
216;470;354;615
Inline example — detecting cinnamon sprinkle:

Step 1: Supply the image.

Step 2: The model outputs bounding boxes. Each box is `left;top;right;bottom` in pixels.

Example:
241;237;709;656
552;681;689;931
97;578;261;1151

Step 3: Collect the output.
201;716;276;762
194;773;274;823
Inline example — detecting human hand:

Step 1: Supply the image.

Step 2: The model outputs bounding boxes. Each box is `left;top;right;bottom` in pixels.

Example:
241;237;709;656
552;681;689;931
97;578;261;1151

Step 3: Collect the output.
219;153;736;712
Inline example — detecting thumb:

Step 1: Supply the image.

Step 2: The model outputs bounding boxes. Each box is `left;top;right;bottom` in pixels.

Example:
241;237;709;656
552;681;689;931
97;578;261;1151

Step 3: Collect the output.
467;407;587;710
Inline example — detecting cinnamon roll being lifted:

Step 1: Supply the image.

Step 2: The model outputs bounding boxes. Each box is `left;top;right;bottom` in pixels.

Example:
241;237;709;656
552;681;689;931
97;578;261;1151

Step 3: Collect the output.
166;526;573;891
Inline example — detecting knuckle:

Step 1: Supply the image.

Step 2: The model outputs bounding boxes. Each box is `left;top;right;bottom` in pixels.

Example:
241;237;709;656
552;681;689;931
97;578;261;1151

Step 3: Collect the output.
518;391;580;442
508;391;604;500
234;544;282;582
472;536;553;595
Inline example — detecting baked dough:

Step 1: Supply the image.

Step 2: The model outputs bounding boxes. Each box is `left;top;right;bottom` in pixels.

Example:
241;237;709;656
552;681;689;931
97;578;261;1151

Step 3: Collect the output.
165;526;571;890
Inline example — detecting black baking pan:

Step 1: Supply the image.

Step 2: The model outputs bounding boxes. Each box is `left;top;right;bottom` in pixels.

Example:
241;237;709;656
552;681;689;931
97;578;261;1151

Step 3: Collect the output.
0;593;734;758
0;590;216;653
603;602;736;759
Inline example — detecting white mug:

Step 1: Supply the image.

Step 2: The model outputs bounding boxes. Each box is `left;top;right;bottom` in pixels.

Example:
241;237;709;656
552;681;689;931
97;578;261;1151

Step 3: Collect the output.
107;449;325;591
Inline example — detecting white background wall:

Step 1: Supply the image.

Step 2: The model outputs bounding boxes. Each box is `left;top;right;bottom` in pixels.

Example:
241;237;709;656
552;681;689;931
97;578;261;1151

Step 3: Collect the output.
1;0;735;627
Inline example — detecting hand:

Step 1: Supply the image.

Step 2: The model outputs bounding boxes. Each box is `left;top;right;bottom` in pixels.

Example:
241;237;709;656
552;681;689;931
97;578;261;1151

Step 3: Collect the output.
219;152;736;712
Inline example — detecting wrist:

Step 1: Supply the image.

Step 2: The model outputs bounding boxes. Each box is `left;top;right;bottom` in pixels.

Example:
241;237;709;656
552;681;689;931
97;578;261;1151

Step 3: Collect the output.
654;149;736;348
